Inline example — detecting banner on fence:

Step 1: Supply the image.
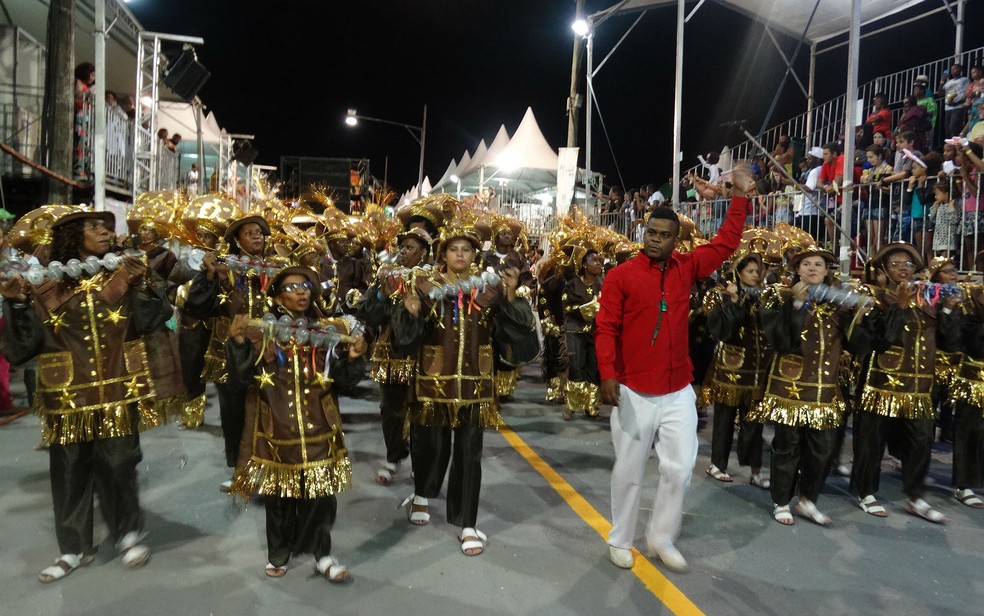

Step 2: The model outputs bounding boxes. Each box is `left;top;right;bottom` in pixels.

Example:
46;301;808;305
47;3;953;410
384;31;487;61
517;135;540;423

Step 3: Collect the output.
556;147;579;218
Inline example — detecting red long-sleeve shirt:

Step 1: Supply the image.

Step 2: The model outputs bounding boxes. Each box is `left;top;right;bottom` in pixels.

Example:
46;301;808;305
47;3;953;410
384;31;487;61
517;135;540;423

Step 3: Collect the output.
595;196;749;395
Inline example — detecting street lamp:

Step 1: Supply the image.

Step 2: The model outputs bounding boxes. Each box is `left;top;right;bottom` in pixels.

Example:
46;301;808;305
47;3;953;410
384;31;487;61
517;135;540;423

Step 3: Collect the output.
571;18;589;37
344;105;427;190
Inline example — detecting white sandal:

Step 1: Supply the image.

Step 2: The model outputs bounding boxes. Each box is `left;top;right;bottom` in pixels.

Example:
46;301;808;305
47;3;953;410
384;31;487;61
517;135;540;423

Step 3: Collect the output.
858;495;888;517
117;531;151;569
772;504;794;526
376;462;399;486
38;553;93;584
954;488;984;509
264;562;287;577
401;494;430;526
749;474;771;490
795;500;832;526
459;527;487;556
315;555;350;583
905;498;947;524
706;465;733;482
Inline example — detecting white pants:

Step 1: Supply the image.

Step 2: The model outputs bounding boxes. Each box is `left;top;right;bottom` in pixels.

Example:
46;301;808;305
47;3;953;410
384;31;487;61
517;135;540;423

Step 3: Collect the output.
608;384;698;550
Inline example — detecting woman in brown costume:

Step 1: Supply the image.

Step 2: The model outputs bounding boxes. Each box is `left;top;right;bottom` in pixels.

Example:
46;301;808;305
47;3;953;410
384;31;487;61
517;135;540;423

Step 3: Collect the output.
704;249;772;487
393;216;535;556
226;266;366;580
749;246;870;526
563;248;604;420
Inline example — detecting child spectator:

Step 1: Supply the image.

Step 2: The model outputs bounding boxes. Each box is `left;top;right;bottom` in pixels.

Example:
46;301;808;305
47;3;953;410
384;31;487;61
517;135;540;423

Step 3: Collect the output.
861;145;894;254
931;181;959;257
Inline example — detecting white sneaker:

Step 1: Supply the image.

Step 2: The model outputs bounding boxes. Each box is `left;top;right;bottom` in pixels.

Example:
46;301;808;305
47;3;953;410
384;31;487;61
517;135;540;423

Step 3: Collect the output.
219;479;233;493
649;542;689;573
608;545;634;569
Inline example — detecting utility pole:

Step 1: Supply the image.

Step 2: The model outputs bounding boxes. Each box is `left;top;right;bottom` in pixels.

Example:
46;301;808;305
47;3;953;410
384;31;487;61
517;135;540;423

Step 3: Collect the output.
41;0;74;204
566;0;585;148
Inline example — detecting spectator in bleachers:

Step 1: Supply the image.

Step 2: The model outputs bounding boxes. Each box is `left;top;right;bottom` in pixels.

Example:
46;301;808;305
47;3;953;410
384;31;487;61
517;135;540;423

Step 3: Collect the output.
968;103;984;144
120;94;136;120
941;142;959;177
698;151;721;184
866;93;892;139
931;181;959;258
898;95;931;152
913;75;938;135
965;65;984;116
907;151;943;261
169;133;182;153
942;64;970;139
871;130;888;157
793;147;825;245
645;183;666;207
605;185;624;215
819;141;860;250
957;141;983;270
771;135;794;176
861;144;894;254
882;131;921;243
73;62;95;182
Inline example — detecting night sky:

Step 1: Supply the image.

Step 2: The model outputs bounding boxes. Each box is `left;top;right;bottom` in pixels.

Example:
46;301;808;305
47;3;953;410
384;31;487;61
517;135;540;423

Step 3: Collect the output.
127;0;984;193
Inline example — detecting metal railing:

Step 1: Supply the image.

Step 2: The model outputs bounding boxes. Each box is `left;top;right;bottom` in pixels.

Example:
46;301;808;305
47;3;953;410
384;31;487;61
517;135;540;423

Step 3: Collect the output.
594;176;983;273
690;45;984;175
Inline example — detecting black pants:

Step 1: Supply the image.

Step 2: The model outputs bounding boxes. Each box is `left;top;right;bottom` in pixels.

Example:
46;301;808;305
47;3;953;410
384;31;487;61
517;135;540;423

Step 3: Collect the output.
179;324;210;400
566;332;598;385
710;403;763;471
410;406;484;528
379;383;410;464
216;381;246;468
850;412;934;499
333;356;366;396
265;494;337;568
953;401;984;489
945;107;967;140
49;427;144;555
541;334;568;381
770;424;836;506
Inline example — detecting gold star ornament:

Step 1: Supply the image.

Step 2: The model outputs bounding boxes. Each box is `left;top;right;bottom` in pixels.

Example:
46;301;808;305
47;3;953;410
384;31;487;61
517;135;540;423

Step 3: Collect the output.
255;370;275;389
786;382;802;400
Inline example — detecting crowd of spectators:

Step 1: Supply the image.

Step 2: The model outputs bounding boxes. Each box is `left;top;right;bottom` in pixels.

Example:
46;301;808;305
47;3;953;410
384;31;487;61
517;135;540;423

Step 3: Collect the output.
598;64;984;272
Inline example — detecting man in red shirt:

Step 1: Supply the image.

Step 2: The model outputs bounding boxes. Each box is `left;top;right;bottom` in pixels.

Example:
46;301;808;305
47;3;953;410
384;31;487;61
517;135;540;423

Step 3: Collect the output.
866;93;892;137
596;165;754;573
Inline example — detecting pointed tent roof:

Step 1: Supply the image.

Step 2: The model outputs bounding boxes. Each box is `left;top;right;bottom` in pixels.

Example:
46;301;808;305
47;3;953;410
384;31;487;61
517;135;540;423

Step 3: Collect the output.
484;125;512;168
462;139;489;176
434;158;459;190
493;107;558;171
457;150;472;176
420;176;433;197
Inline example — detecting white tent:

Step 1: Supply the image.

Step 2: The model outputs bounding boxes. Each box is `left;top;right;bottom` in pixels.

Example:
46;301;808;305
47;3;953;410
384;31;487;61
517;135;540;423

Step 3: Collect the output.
484;125;512;169
157;101;225;143
420;176;433;197
434;158;459;191
461;139;489;177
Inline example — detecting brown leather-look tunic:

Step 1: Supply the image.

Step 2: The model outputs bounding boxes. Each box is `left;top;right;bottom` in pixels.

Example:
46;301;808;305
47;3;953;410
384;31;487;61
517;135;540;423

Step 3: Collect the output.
702;286;773;408
227;317;355;500
1;268;173;445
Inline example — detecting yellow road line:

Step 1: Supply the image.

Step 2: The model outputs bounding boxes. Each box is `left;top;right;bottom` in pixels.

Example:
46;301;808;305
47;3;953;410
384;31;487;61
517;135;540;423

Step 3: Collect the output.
498;423;704;616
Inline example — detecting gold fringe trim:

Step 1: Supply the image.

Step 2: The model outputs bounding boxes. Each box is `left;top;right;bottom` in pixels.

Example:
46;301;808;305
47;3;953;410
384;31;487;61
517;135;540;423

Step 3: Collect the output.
704;380;756;408
40;404;135;447
495;369;519;397
369;358;417;385
545;376;565;402
565;380;600;415
951;377;984;410
410;400;502;430
858;387;934;420
182;393;207;429
200;354;228;384
230;456;352;501
138;396;185;430
747;395;845;429
935;351;963;389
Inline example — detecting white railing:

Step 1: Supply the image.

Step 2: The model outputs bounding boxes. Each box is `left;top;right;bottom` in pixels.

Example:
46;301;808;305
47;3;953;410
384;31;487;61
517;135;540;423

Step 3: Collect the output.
692;45;984;175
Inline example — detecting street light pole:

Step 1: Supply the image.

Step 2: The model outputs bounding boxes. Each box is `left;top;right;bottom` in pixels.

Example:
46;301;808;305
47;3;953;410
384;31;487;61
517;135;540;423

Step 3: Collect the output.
345;106;427;192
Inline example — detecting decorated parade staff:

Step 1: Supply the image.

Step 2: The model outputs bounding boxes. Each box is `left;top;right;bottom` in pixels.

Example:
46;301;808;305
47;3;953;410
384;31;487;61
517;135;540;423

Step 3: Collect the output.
226;266;365;581
480;215;533;401
0;207;173;582
184;210;273;491
392;213;536;556
703;245;772;487
748;246;869;526
562;247;604;420
851;242;962;523
939;276;984;508
363;226;433;485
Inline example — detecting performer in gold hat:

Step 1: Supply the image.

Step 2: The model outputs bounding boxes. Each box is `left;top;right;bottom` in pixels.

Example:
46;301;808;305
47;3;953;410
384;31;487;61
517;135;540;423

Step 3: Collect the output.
1;207;173;582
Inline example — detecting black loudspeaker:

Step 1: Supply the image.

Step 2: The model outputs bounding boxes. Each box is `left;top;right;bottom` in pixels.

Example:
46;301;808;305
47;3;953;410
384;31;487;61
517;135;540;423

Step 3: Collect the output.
163;51;211;101
232;142;259;166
